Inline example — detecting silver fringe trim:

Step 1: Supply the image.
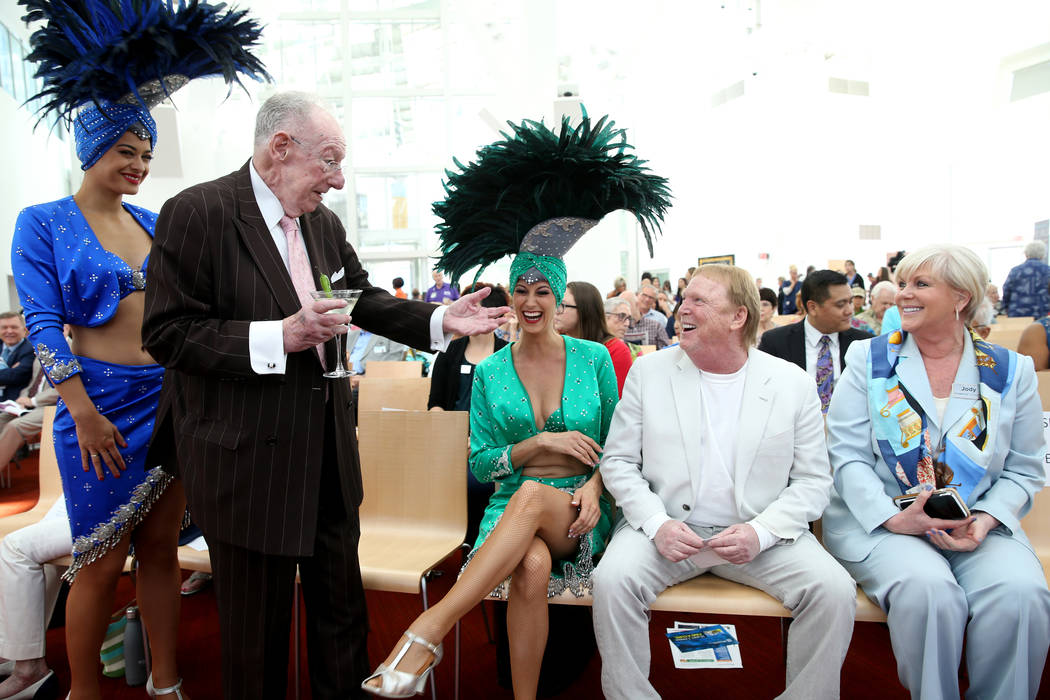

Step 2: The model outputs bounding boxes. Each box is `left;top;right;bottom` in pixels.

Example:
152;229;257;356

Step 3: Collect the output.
62;466;174;584
460;502;597;600
35;343;82;382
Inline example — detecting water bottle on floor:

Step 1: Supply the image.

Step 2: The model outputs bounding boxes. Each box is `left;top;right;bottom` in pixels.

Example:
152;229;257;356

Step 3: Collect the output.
123;606;147;686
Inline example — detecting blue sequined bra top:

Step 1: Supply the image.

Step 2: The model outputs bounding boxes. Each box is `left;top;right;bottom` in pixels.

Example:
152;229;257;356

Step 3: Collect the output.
11;196;157;384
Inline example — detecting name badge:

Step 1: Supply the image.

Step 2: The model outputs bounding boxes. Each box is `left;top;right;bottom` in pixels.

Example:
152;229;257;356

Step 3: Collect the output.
460;364;472;374
951;382;979;400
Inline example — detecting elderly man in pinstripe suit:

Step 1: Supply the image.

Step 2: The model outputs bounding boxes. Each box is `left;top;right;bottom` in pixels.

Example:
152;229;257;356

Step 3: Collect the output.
143;92;505;699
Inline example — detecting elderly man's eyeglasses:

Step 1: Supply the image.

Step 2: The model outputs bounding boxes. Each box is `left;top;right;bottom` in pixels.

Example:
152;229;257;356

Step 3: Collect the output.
289;135;343;174
605;312;629;322
555;303;577;314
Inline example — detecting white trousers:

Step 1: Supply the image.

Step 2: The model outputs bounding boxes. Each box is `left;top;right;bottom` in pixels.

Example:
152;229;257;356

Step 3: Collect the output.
593;523;857;700
0;498;72;660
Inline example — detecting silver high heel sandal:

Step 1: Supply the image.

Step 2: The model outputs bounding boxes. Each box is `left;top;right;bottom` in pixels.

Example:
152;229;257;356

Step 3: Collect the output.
361;631;443;698
146;674;185;699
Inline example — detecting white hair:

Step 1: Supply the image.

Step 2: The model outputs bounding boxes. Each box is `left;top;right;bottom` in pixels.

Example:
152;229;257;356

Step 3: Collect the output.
870;280;896;301
254;92;320;148
971;298;996;327
894;244;987;323
605;298;630;314
1024;240;1047;260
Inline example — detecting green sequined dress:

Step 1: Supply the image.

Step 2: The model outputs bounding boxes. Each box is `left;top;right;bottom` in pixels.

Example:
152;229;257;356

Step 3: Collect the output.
464;335;619;598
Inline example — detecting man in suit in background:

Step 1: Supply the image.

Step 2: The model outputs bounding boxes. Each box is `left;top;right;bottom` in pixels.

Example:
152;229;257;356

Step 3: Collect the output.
593;265;855;700
758;269;872;414
143;91;506;699
0;313;34;402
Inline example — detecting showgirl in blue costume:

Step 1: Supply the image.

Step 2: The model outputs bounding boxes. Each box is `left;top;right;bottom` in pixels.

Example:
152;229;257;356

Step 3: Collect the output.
12;1;267;697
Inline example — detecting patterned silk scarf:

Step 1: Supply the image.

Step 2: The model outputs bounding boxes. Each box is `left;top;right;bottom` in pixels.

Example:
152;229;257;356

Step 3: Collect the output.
867;329;1016;501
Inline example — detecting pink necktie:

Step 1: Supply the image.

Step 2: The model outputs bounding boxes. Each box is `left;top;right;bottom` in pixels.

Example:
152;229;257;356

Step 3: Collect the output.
279;216;325;369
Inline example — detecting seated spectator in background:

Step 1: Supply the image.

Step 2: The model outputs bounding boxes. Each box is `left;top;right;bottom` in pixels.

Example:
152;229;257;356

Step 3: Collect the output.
0;314;33;402
856;280;896;335
1016;285;1050;370
620;291;670;349
605;298;640;361
607;276;627;299
411;288;421;300
778;265;802;315
969;298;996;339
556;282;632;396
851;287;866;315
428;283;509;542
0;359;58;469
392;276;408;299
674;277;687;304
850;287;875;334
759;269;873;414
823;244;1050;700
1002;241;1050;318
636;285;667;325
348;330;408;378
844;259;864;290
593;264;855;700
425;269;460;304
985;283;1001;314
756;287;778;343
0;497;71;699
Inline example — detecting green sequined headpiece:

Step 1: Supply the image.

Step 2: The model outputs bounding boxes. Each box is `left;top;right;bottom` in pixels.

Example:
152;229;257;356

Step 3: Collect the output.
432;110;672;298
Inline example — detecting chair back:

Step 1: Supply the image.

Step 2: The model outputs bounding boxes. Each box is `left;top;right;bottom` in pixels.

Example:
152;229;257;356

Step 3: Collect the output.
1027;371;1050;564
364;361;423;379
985;326;1025;351
994;316;1035;330
357;377;430;412
638;345;657;356
1;407;63;538
357;409;467;543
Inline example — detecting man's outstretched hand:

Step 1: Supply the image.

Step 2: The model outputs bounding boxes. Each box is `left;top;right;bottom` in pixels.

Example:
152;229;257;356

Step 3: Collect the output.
442;286;511;336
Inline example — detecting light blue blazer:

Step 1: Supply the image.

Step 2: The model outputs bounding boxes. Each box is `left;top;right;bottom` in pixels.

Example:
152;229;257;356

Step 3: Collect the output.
822;333;1046;562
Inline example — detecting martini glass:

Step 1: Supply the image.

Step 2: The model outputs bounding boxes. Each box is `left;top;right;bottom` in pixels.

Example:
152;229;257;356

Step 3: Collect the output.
309;289;362;379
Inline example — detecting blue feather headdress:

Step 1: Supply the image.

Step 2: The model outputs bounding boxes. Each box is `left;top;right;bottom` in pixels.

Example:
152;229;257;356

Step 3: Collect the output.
433;111;672;297
20;0;271;168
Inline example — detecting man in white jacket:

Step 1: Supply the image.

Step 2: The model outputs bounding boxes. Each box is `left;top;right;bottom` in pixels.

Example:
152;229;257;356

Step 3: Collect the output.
593;264;856;700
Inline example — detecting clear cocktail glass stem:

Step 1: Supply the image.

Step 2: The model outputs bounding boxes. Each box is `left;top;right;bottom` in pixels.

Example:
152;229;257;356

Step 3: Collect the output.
309;289;362;379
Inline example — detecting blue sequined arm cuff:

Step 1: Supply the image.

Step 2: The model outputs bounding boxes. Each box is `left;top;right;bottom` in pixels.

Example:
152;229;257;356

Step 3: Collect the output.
12;206;82;384
33;334;82;384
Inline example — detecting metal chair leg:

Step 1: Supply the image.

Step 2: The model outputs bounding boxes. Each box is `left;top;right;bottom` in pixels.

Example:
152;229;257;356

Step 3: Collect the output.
421;575;438;700
294;577;301;700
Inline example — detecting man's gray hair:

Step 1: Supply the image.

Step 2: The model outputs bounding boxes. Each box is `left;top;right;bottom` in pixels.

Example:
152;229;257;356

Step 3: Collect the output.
1024;240;1047;260
254;92;319;148
870;280;896;301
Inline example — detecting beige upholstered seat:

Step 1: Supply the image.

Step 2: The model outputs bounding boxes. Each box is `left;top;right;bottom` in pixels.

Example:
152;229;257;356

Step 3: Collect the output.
363;361;424;379
357;377;431;413
357;410;468;594
0;407;62;539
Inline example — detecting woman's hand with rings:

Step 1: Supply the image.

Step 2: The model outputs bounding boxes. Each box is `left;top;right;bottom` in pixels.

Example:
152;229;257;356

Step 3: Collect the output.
567;475;602;539
539;430;602;466
76;410;128;480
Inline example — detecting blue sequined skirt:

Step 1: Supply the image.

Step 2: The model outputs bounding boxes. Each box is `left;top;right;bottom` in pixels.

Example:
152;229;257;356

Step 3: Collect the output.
53;357;167;582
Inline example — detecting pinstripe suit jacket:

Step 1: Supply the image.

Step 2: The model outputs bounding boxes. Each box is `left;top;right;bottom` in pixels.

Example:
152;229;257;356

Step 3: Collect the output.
143;161;435;556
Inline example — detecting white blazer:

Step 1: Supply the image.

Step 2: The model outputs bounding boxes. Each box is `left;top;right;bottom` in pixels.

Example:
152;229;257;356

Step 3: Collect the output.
600;346;833;542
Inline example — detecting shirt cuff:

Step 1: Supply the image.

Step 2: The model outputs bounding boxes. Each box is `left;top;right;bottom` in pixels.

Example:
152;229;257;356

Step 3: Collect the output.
748;520;780;552
430;305;453;352
249;320;287;374
641;512;673;540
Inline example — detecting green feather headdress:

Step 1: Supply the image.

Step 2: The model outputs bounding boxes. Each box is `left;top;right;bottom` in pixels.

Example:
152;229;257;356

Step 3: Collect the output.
433;111;672;289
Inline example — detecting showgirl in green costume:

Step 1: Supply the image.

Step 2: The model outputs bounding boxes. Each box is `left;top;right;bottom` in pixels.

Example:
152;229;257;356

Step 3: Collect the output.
364;112;670;699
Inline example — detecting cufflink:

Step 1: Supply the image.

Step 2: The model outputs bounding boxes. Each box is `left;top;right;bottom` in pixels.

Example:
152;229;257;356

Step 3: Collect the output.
267;362;276;369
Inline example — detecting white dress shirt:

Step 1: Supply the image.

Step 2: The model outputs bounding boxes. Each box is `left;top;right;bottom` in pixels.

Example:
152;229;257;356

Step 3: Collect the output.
640;360;778;552
246;160;450;374
803;317;841;382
